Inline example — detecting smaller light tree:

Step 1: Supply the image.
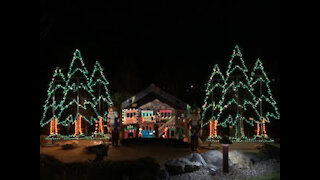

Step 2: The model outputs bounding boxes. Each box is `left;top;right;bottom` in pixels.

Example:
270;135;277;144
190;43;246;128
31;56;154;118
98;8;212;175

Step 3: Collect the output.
40;67;67;135
89;61;114;135
250;59;280;138
201;65;226;139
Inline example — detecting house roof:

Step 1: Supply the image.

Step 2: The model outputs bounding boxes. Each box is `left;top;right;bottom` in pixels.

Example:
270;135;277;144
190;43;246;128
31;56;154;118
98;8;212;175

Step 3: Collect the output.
121;84;188;110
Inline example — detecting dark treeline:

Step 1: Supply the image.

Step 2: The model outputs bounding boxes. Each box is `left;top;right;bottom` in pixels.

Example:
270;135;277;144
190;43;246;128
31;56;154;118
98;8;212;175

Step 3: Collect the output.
40;0;280;129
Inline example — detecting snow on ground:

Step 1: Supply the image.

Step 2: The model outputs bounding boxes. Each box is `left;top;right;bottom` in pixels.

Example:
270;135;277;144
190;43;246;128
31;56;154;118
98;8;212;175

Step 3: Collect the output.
169;159;280;180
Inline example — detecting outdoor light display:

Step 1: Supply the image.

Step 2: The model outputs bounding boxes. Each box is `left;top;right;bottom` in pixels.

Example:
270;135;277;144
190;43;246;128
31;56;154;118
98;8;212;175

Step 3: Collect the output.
209;120;218;138
123;125;137;139
160;110;173;119
50;118;58;135
94;117;105;135
74;115;83;136
201;46;280;142
256;122;260;136
122;109;138;125
40;50;113;138
250;59;281;137
141;110;154;122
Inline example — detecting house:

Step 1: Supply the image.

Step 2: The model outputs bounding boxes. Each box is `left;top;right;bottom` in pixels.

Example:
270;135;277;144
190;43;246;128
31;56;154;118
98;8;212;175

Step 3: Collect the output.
121;84;189;139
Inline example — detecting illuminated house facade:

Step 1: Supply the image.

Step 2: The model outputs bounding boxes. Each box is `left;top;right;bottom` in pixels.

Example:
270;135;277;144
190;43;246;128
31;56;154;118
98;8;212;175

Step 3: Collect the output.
121;84;189;139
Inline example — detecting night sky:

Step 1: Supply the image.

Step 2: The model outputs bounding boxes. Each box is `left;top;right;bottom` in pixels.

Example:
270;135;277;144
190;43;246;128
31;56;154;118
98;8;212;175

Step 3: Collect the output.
40;0;280;116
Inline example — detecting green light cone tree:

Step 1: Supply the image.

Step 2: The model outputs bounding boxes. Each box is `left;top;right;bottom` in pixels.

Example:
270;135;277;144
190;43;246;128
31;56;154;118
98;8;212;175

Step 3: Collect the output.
219;45;259;138
89;61;114;136
89;61;114;120
201;65;226;138
40;68;67;129
57;50;99;128
250;59;280;137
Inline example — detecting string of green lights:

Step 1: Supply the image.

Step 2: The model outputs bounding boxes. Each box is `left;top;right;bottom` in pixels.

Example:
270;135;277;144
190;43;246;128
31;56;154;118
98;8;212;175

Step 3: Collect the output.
40;50;113;128
201;45;280;140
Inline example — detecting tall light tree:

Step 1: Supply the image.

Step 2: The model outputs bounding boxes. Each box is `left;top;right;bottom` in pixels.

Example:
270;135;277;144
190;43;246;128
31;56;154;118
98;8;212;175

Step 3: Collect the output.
218;45;258;138
57;50;99;129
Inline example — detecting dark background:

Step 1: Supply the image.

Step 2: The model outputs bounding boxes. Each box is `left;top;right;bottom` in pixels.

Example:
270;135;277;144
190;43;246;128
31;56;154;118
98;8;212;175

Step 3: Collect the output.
40;0;280;137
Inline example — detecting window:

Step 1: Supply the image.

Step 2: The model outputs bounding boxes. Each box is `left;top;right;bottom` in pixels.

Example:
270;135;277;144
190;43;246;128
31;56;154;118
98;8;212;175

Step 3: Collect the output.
142;110;153;117
160;110;173;118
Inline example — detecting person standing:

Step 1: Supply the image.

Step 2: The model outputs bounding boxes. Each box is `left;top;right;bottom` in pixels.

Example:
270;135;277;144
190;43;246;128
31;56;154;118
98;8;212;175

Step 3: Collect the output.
108;107;120;147
189;106;201;152
191;125;200;151
190;127;195;151
112;120;120;147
